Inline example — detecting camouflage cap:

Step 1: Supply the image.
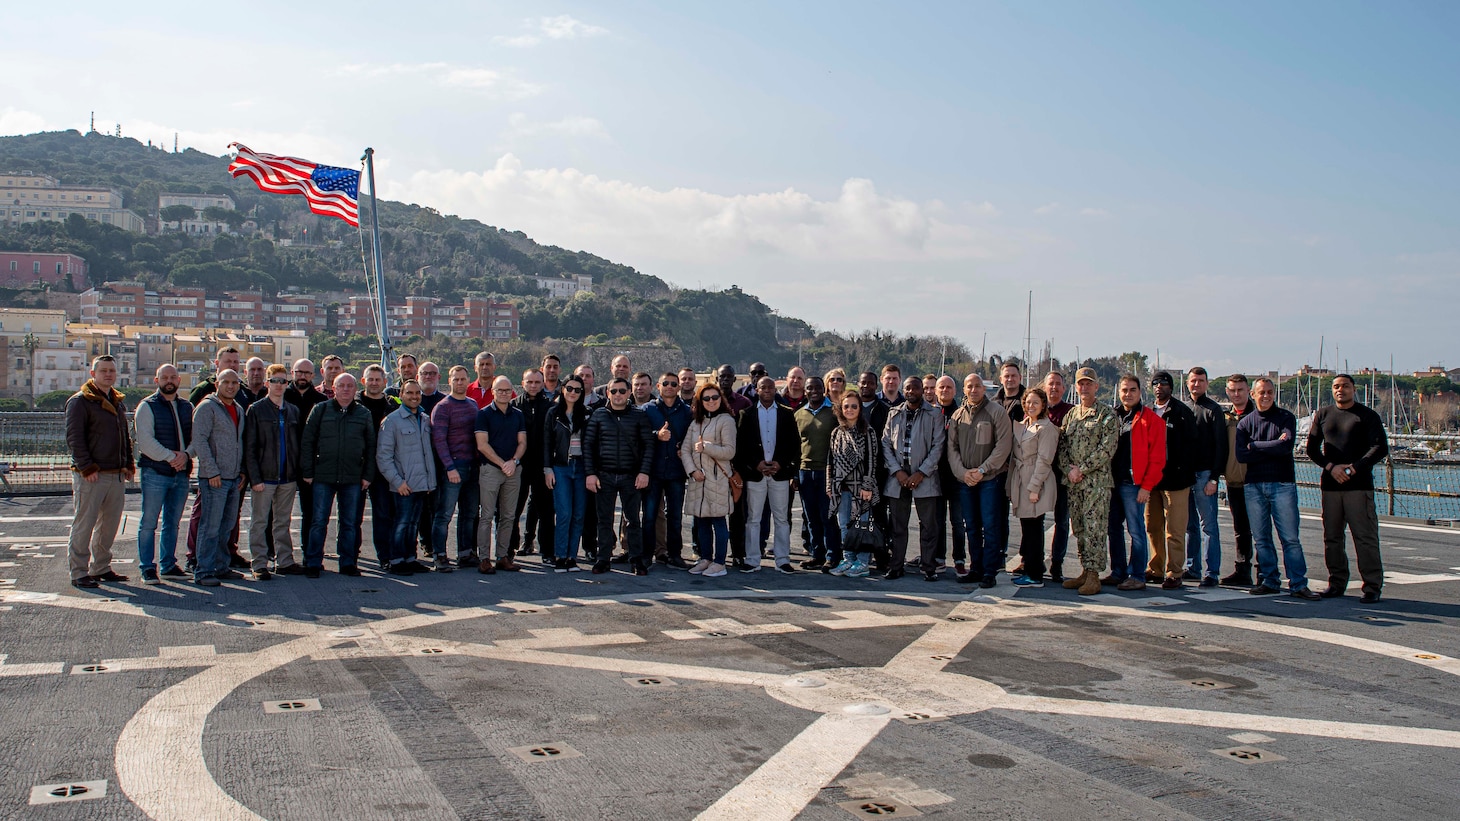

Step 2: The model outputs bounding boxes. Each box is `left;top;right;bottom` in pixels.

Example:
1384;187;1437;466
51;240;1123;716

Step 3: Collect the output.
1074;367;1098;384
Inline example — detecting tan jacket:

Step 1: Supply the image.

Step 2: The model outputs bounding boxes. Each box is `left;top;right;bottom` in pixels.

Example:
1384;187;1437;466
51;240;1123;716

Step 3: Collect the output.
1223;401;1252;486
680;414;737;519
947;398;1012;481
1008;418;1060;518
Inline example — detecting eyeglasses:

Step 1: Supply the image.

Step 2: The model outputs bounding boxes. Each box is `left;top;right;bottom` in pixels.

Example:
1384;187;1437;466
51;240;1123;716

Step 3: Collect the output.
702;394;721;402
563;386;583;394
609;388;629;395
267;377;289;385
420;371;439;376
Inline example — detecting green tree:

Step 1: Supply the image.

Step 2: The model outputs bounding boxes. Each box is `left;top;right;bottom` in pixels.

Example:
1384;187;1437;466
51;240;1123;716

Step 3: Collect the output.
159;204;196;232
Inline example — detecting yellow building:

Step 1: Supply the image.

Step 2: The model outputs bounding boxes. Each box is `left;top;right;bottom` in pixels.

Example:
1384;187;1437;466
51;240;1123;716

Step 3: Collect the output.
0;171;145;233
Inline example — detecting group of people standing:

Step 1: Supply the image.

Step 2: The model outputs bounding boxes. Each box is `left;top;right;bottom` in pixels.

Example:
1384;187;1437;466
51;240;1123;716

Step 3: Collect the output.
62;348;1389;604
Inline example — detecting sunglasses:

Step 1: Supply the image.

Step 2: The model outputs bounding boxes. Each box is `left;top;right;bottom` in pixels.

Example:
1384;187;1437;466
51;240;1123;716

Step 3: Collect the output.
563;386;583;394
609;388;629;395
267;377;289;385
661;381;679;387
702;394;721;401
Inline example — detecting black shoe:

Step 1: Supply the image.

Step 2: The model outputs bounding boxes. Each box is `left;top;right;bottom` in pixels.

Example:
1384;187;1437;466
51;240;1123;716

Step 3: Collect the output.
611;553;631;564
1182;569;1200;581
923;568;939;582
218;569;244;580
565;559;581;572
184;561;198;575
141;569;160;585
1248;584;1281;596
94;569;130;583
1199;576;1218;588
955;572;979;585
253;569;272;581
592;562;610;574
71;576;100;589
979;575;996;589
1220;565;1253;587
340;565;361;577
1290;587;1321;600
633;563;649;577
800;558;826;570
456;554;479;569
402;560;431;574
884;567;905;580
777;563;796;575
553;558;569;573
229;555;251;569
276;564;305;575
665;554;689;569
304;567;321;578
1360;591;1382;604
1320;585;1346;598
387;563;415;576
729;558;749;570
160;565;189;578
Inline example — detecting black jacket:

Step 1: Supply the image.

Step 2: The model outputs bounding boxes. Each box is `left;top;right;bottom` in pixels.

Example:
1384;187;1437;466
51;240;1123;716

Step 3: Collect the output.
1186;394;1229;477
301;400;377;484
285;384;328;433
543;406;589;468
243;397;301;484
734;401;800;483
862;397;890;436
1154;400;1197;490
995;384;1026;424
583;404;654;477
512;391;554;471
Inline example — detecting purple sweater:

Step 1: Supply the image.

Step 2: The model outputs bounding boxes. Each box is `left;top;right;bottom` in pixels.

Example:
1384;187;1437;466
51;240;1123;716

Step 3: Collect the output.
431;395;479;465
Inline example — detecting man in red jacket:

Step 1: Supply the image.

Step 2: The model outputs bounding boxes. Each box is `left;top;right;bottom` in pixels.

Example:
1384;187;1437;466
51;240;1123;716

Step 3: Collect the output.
1104;374;1166;590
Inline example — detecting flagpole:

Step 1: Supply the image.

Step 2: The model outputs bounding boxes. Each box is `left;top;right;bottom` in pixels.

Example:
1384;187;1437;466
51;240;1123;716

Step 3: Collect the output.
362;147;393;377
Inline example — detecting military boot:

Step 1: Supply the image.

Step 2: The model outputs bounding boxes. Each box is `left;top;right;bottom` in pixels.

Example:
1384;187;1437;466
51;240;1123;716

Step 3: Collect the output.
1220;562;1253;587
1062;569;1090;590
1078;573;1103;595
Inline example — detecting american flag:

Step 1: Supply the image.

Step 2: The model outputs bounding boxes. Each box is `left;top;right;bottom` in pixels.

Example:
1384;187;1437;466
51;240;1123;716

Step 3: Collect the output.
227;143;361;227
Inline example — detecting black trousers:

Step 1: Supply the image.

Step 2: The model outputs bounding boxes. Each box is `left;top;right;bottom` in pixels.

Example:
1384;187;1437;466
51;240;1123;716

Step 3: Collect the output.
594;473;643;564
889;494;939;572
296;479;315;559
1226;483;1253;564
1322;490;1383;594
1019;515;1047;579
510;468;555;555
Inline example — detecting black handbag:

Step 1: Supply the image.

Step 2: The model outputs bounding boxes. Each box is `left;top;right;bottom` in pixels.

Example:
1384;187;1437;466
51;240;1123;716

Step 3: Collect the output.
842;509;883;553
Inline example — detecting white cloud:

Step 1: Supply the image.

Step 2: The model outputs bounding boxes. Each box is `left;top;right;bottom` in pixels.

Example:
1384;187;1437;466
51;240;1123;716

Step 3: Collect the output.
505;113;609;140
494;15;609;47
1078;207;1111;218
0;107;56;136
1033;202;1059;215
383;155;999;265
336;63;540;98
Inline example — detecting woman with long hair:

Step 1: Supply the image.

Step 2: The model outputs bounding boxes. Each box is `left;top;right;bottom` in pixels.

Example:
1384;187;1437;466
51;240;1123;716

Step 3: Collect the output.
1008;387;1060;587
680;381;737;577
827;391;881;577
543;375;589;571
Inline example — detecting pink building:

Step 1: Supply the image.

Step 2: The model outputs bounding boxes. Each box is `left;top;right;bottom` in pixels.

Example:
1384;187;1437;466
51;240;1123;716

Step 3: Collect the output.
0;252;88;290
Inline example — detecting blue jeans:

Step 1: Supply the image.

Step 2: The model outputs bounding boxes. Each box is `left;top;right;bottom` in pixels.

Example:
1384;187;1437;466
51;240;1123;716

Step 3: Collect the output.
1107;482;1148;580
365;479;396;566
838;491;874;564
308;481;362;569
1185;470;1222;578
431;459;480;561
137;467;189;574
799;469;842;565
195;477;241;579
959;476;1006;577
390;491;429;565
694;516;729;564
552;460;588;559
1245;481;1308;590
644;476;686;558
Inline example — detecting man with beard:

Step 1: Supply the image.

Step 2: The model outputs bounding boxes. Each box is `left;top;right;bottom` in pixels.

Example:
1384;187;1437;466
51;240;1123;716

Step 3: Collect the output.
132;363;192;584
285;359;329;557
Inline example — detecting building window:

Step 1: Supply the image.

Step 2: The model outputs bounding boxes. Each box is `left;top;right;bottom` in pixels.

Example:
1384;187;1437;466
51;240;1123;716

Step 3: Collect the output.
7;261;14;271
34;261;41;274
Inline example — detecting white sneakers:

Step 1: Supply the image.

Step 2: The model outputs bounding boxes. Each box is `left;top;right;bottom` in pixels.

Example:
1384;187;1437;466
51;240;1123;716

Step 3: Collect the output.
688;559;711;575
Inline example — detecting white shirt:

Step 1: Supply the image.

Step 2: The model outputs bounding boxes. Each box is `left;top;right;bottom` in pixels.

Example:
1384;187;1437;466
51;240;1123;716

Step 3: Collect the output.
757;401;778;462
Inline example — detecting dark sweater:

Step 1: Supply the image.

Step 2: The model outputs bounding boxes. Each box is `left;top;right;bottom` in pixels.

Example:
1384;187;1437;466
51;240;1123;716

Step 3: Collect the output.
1235;405;1298;484
1306;403;1389;491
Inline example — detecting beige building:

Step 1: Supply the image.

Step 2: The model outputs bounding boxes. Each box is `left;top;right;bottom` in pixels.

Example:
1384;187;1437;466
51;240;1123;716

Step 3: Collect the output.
159;192;237;235
0;308;69;397
1;170;145;233
63;324;310;391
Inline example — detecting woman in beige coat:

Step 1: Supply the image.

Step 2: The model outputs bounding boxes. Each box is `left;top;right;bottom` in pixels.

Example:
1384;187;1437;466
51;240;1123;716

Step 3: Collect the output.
680;382;738;577
1008;388;1060;587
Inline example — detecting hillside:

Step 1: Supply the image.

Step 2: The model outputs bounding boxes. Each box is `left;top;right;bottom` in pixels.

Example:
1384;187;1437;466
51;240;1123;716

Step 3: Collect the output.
0;129;991;375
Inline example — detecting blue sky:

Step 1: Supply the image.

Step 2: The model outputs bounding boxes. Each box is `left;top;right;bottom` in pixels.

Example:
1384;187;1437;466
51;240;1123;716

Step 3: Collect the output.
2;1;1456;374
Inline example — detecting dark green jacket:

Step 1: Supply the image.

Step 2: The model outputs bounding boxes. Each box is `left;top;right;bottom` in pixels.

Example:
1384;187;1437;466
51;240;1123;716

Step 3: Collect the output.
301;399;377;484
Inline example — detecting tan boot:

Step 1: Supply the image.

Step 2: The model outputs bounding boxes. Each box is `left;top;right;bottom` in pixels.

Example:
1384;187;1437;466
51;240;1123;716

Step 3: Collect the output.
1078;573;1102;595
1062;569;1089;590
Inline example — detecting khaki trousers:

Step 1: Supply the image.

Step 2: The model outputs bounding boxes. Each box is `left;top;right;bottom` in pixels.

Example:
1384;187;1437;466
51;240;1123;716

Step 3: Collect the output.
69;472;126;580
1145;487;1190;578
250;483;298;571
478;466;522;561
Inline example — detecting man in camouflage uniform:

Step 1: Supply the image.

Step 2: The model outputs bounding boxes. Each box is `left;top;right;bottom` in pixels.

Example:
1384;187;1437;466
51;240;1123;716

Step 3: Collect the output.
1059;367;1120;595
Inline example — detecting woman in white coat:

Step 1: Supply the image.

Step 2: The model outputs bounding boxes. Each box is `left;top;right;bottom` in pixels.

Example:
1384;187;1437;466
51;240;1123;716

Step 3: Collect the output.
680;382;738;577
1008;388;1060;587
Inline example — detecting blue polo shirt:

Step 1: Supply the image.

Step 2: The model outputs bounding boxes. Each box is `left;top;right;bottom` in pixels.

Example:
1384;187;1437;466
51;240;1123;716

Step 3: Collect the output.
474;403;526;463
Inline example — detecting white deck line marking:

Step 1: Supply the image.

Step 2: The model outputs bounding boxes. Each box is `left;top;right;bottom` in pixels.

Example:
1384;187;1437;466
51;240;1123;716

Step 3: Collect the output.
694;712;892;821
999;694;1460;748
1298;513;1460;535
